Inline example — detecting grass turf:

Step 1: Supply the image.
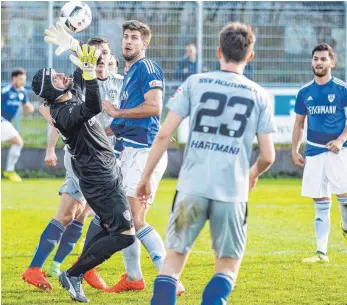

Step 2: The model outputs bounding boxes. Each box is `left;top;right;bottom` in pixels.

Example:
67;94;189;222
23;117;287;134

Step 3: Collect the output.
2;178;347;305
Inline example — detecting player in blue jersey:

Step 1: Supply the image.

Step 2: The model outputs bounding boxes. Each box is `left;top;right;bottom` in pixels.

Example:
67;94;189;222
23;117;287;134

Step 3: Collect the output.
1;68;34;182
102;20;184;295
292;43;347;263
136;22;276;305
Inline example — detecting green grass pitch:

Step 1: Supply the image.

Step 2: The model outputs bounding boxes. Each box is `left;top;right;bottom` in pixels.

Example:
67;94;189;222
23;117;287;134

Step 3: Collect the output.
2;178;347;305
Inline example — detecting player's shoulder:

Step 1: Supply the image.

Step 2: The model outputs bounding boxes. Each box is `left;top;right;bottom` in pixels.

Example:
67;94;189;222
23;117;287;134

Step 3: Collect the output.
109;73;124;81
332;77;347;89
139;58;162;74
297;79;314;96
1;84;12;94
19;87;28;94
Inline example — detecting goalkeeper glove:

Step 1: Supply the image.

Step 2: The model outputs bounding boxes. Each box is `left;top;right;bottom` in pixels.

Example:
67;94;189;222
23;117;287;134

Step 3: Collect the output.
69;44;100;81
44;22;80;56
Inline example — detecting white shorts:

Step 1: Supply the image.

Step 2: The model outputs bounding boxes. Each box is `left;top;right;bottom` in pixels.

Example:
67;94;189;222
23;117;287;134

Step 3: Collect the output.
120;147;168;204
59;150;86;204
1;119;19;142
302;149;347;198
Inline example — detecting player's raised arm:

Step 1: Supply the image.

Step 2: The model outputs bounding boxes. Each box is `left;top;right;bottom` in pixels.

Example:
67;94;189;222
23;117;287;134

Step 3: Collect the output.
44;22;80;56
70;44;102;118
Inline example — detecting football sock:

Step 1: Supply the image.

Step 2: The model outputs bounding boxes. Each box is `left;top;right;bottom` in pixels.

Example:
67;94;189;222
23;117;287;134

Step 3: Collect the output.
53;220;83;263
68;232;135;277
337;197;347;231
137;224;166;271
151;275;177;305
83;216;103;252
201;273;234;305
30;219;65;268
6;144;23;172
121;238;143;281
314;200;331;255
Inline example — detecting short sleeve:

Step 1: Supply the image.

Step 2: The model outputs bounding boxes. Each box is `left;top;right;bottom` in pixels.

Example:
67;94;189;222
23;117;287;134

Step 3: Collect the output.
256;90;277;134
166;78;191;118
343;86;347;121
294;90;306;115
140;60;164;95
22;89;30;104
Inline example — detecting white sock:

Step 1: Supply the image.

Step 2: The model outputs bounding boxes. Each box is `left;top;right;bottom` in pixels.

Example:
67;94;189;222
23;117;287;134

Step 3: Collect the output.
6;144;23;172
314;200;331;255
337;197;347;231
121;238;143;281
136;224;166;272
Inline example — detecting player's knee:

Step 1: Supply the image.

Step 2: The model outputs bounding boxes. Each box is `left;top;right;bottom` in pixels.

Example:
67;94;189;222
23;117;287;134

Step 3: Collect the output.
134;219;146;231
132;211;146;230
75;206;91;224
105;233;135;258
314;199;331;212
54;214;74;227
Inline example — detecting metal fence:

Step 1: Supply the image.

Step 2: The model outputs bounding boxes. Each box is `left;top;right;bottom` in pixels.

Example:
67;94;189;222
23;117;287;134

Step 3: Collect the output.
1;1;346;146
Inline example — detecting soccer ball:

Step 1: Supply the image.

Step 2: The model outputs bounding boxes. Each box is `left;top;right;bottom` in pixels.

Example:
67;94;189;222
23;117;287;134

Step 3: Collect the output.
59;1;92;34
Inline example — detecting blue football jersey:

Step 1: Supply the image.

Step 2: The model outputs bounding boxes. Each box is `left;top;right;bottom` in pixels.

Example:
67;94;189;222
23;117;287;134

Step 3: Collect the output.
1;85;30;121
295;77;347;156
110;58;164;149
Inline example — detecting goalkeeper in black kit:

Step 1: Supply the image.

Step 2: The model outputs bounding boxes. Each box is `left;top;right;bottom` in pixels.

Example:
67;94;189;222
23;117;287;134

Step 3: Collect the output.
31;45;135;303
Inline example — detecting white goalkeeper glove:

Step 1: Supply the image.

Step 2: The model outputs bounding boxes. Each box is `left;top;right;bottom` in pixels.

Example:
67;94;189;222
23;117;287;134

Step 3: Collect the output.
69;44;100;81
44;22;80;56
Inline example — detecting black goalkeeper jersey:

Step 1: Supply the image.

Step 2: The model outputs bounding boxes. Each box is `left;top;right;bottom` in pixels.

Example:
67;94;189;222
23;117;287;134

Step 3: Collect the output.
50;69;116;184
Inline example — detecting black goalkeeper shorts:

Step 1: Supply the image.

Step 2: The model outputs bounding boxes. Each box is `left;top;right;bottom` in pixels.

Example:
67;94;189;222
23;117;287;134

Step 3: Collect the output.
80;173;134;235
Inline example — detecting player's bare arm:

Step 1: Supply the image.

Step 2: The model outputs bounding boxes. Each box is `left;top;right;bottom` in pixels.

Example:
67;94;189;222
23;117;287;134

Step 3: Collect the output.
22;102;35;114
249;132;276;191
39;103;59;166
102;88;162;118
326;125;347;154
292;113;306;167
45;126;59;167
137;111;183;205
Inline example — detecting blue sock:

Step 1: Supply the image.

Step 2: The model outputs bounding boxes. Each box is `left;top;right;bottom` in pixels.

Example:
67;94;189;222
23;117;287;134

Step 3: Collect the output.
83;216;103;252
151;275;177;305
201;273;234;305
53;220;83;263
30;219;65;268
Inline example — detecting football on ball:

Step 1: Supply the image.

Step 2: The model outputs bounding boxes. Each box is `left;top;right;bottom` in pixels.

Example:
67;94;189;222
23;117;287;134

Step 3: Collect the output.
59;1;92;33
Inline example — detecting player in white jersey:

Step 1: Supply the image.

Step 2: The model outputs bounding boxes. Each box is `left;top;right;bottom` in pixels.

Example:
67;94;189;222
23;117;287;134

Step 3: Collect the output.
292;43;347;263
137;22;276;305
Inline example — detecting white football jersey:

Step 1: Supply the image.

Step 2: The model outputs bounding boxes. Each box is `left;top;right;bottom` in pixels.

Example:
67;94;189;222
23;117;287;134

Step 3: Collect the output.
96;73;123;128
167;71;276;202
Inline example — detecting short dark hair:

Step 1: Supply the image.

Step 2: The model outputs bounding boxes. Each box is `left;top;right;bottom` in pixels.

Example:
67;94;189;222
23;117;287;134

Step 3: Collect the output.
87;36;112;52
219;22;256;63
11;68;26;78
122;20;151;43
311;43;335;61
